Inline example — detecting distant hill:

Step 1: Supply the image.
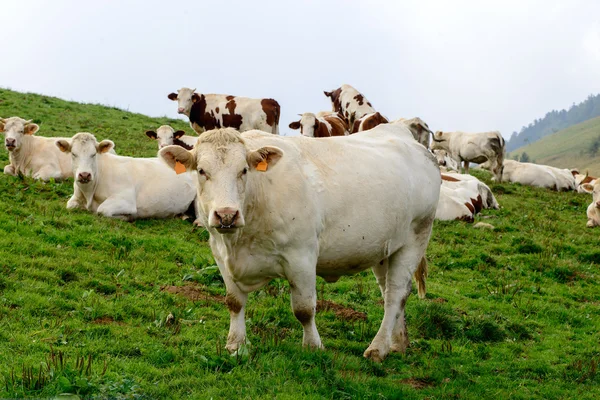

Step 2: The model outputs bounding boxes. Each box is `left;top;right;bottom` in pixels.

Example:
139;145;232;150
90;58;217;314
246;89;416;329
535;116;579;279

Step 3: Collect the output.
509;116;600;175
506;93;600;152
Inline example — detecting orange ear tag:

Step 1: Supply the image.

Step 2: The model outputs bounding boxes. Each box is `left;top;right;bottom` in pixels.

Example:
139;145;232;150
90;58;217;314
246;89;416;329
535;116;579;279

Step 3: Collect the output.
256;160;268;172
175;161;186;175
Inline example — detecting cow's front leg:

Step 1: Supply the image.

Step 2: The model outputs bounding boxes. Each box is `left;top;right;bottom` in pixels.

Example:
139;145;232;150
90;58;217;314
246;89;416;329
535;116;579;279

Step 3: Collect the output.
215;259;249;352
66;185;86;210
3;164;16;176
462;160;470;174
33;166;63;181
97;195;137;221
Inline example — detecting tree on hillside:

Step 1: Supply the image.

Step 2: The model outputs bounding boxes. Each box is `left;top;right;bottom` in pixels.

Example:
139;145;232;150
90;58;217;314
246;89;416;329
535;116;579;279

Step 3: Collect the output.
588;135;600;156
520;152;530;162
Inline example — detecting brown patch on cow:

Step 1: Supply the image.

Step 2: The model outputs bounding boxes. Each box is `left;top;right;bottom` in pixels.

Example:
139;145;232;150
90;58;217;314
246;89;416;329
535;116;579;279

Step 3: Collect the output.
367;101;373;107
312;119;331;137
471;195;483;213
581;175;596;184
261;98;280;128
215;107;220;113
351;119;361;134
226;95;235;101
316;300;367;322
324;115;347;136
457;214;474;223
222;98;243;129
92;316;125;325
325;87;343;114
189;94;220;131
441;174;460;182
294;309;313;325
464;202;475;213
161;283;225;303
353;94;365;105
173;137;194;150
225;293;243;313
358;112;388;132
399;377;436;389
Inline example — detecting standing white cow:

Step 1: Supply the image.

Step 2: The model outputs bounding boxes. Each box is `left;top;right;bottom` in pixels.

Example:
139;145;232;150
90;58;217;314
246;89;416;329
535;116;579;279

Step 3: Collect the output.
1;116;72;181
431;130;505;180
159;125;440;362
56;133;196;220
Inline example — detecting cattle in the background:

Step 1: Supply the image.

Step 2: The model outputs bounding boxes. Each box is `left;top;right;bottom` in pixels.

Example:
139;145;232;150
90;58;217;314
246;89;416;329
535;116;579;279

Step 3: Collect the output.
433;149;460;172
0;116;72;181
289;112;348;137
324;84;377;129
572;170;598;193
393;117;432;148
436;183;483;222
501;160;576;191
168;87;280;135
56;133;196;220
581;180;600;227
352;112;389;133
442;173;499;210
146;125;197;150
431;130;505;180
158;124;440;362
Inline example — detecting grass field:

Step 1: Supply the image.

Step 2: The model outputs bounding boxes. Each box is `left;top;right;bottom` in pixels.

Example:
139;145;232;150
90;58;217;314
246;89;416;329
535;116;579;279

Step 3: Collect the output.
1;89;600;399
509;116;600;175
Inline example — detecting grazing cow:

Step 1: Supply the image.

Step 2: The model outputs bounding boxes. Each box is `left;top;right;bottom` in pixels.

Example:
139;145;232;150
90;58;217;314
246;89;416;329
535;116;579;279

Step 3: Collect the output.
572;170;598;193
581;180;600;227
288;112;348;137
324;84;377;128
441;173;499;209
168;87;280;135
159;124;440;362
146;125;197;150
436;183;483;222
56;133;196;220
431;130;505;180
0;116;72;181
433;149;460;172
352;112;389;133
501;160;576;191
394;117;432;148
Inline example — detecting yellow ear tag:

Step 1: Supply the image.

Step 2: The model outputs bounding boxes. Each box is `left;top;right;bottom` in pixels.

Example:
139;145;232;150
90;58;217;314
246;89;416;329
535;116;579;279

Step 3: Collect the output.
256;160;268;172
175;161;186;175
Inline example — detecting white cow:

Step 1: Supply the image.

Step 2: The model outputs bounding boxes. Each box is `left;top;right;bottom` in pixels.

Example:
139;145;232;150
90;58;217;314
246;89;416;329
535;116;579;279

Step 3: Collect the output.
501;160;576;191
56;133;196;220
159;125;440;362
1;116;72;181
431;130;505;180
146;125;197;150
581;180;600;227
393;117;432;148
441;173;500;209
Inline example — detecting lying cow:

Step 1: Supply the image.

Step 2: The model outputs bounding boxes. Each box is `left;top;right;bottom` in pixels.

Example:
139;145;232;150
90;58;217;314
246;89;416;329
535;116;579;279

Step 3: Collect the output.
581;180;600;227
501;160;575;191
168;87;280;135
572;170;598;194
431;130;505;181
288;112;348;137
146;125;197;150
436;183;483;222
1;116;72;181
56;132;196;220
159;124;440;362
352;112;389;133
324;84;377;128
393;117;432;148
442;173;499;209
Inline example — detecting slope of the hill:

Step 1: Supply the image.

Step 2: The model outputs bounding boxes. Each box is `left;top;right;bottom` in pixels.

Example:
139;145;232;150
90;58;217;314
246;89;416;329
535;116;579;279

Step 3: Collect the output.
509;116;600;175
1;89;600;399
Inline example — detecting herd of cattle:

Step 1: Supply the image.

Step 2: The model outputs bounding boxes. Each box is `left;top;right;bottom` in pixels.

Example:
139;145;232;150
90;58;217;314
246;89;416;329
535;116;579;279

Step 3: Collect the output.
1;84;599;362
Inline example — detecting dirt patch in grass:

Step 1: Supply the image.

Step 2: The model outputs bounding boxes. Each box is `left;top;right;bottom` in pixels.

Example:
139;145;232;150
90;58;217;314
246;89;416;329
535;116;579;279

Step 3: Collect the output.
317;300;367;322
399;377;436;389
92;316;125;325
432;297;448;303
161;283;225;304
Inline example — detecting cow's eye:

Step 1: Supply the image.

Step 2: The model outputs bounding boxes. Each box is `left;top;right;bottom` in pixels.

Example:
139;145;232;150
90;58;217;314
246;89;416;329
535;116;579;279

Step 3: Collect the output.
242;168;248;175
198;169;205;176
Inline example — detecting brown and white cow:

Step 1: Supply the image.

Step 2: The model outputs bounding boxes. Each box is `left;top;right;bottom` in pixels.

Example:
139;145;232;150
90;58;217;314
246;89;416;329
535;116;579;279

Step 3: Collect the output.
352;112;389;133
146;125;197;150
501;160;576;191
572;170;598;193
0;116;72;181
158;124;440;362
324;84;377;129
288;112;348;137
168;87;280;135
393;117;432;148
431;130;505;180
436;180;483;223
441;173;499;209
581;180;600;227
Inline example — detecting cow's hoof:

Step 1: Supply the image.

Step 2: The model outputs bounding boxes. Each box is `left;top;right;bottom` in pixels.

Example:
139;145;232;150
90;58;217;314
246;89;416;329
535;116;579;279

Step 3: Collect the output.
193;218;204;227
363;347;386;363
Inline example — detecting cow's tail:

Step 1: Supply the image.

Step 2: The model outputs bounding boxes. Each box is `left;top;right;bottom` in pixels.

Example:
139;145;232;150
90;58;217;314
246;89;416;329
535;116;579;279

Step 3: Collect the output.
414;256;428;299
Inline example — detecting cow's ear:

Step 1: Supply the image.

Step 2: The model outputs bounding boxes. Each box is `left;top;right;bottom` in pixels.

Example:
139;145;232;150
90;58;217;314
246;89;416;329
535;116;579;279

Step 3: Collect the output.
168;93;178;101
173;130;185;139
146;130;158;139
324;91;332;98
581;183;595;193
159;145;196;172
0;118;5;132
288;121;301;130
191;93;200;103
97;140;115;154
247;146;284;171
571;169;579;177
56;139;71;153
24;123;39;135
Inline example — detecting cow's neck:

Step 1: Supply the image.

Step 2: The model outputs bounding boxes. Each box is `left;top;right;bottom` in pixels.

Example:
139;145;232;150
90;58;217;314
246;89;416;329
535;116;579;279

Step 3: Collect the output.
77;180;99;210
9;136;36;174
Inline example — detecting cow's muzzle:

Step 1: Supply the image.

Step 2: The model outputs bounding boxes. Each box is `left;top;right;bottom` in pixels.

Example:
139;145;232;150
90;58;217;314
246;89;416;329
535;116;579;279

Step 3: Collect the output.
78;172;92;184
213;207;242;232
5;139;16;151
595;201;600;209
177;107;185;114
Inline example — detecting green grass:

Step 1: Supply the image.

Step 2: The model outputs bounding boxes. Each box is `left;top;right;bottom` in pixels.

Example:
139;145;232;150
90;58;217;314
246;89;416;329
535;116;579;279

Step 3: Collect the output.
1;88;600;399
509;116;600;175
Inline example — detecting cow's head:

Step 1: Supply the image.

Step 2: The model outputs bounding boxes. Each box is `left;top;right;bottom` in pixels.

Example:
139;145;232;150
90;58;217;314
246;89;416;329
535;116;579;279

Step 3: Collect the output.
56;133;114;185
168;87;200;116
430;131;449;150
0;117;39;152
146;125;186;149
582;180;600;208
159;128;283;233
288;113;319;137
323;87;342;112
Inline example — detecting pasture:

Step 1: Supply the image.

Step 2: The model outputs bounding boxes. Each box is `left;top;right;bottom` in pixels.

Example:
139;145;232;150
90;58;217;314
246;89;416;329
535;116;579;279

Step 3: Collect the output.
1;89;600;399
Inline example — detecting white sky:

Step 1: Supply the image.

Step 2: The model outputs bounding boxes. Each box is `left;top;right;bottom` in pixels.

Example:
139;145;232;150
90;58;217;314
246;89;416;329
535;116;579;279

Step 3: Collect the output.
2;0;600;138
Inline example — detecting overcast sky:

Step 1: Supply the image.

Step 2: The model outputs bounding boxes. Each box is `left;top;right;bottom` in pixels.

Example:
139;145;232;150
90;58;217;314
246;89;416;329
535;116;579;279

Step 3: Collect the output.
2;0;600;139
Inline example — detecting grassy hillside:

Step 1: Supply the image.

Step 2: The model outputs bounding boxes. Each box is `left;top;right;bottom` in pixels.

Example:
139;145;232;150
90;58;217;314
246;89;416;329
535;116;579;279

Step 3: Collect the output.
1;89;600;399
509;116;600;175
